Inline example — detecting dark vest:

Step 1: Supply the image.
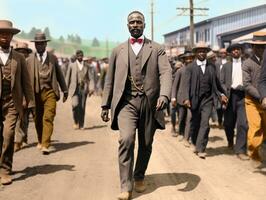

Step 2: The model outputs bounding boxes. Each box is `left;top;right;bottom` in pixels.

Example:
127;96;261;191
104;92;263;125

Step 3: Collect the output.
125;45;144;96
37;54;52;91
198;65;212;100
0;55;12;100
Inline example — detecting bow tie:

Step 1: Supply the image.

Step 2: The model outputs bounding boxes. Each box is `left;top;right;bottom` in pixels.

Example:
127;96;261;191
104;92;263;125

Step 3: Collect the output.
0;48;10;54
130;38;143;44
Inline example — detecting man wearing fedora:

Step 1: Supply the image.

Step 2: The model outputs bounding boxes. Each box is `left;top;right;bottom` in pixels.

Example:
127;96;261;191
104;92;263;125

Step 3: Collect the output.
183;42;227;159
243;32;266;165
220;43;249;160
14;42;33;152
0;20;34;185
27;32;68;155
101;11;172;200
65;50;92;130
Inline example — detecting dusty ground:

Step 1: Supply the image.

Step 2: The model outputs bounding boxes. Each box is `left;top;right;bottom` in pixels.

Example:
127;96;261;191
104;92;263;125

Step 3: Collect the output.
0;96;265;200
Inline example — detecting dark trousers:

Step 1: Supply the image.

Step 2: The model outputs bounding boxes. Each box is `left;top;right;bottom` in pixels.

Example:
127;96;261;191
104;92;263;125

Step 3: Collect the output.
117;94;156;192
0;99;18;174
170;104;178;128
217;108;224;125
72;87;87;128
223;89;248;154
178;105;187;135
190;98;213;153
184;109;192;140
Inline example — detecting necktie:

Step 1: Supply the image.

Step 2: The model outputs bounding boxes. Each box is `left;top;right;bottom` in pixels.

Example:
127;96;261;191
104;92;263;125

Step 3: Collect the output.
130;38;143;44
39;53;43;63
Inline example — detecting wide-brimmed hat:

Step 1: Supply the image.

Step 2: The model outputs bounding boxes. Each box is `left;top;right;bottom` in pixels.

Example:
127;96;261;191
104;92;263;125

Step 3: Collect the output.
31;32;50;42
15;42;32;53
192;41;211;53
178;50;195;59
0;20;20;34
226;43;243;53
247;31;266;45
207;51;216;59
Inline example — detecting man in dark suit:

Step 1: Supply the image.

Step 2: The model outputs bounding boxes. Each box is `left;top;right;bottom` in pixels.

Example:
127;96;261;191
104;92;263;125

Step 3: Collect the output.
27;32;68;155
220;43;249;160
65;50;91;130
0;20;34;185
101;11;172;200
183;42;227;159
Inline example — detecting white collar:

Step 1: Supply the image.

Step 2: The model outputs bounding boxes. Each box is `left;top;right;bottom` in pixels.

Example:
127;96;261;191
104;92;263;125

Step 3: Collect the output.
255;55;260;62
196;59;207;65
233;58;241;63
0;47;11;54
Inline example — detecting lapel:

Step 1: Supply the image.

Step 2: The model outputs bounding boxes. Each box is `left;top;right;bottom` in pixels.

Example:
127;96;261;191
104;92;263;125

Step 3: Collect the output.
141;38;152;70
10;50;17;90
120;41;129;68
228;61;233;86
251;55;261;66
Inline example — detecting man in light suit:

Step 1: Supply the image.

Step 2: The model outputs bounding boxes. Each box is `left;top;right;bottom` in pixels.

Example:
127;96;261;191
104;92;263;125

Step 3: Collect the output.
220;43;249;160
101;11;172;200
65;50;91;129
27;32;68;155
0;20;34;185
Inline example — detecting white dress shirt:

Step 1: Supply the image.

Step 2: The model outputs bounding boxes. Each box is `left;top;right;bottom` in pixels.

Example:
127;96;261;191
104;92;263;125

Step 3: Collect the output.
0;47;11;65
130;35;144;56
36;51;47;64
220;58;227;70
231;58;243;89
76;60;84;71
196;59;207;74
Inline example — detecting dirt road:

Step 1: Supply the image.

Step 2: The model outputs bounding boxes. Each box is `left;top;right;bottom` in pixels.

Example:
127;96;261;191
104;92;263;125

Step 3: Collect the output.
0;96;265;200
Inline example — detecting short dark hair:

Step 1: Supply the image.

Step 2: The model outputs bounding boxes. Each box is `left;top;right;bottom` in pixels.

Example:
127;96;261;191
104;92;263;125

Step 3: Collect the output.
127;11;145;21
76;50;83;55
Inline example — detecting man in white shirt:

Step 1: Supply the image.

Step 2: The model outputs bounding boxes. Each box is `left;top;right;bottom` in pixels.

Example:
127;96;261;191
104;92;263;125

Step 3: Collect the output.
65;50;91;130
220;43;249;160
101;11;172;200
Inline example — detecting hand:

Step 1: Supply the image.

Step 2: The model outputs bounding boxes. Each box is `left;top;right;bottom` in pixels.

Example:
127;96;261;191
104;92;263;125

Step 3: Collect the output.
221;94;228;104
171;99;177;107
63;92;68;103
156;96;169;111
101;108;110;122
183;100;191;108
261;97;266;109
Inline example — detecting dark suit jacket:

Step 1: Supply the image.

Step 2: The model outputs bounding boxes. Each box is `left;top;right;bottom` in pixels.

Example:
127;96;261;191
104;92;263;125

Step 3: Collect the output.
258;49;266;99
183;60;225;110
27;52;68;101
0;50;34;116
101;38;172;130
171;66;186;105
220;60;245;98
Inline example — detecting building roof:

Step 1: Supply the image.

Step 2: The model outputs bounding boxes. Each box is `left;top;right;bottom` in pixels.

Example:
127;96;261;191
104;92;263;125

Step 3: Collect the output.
164;4;266;37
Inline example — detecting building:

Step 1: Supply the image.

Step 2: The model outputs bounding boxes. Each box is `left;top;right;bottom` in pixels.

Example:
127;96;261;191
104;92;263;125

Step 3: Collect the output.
164;4;266;49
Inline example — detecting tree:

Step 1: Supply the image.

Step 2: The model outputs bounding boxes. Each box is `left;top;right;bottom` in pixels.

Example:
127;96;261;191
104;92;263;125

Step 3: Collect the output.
44;27;51;39
59;35;65;43
92;37;100;47
28;27;42;39
75;34;82;44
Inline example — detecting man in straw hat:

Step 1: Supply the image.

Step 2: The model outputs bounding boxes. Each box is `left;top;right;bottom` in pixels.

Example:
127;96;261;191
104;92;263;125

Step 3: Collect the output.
27;32;68;155
0;20;34;185
183;41;227;159
242;32;266;166
220;43;249;160
13;42;33;152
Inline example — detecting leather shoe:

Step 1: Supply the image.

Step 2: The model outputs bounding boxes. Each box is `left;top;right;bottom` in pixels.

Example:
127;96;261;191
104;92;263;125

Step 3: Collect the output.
0;174;12;185
14;142;22;152
197;152;206;159
236;153;250;161
117;191;132;200
134;180;146;193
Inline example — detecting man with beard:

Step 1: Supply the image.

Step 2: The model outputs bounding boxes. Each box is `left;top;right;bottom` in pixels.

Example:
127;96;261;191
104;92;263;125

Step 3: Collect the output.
0;20;33;185
101;11;172;200
183;42;227;159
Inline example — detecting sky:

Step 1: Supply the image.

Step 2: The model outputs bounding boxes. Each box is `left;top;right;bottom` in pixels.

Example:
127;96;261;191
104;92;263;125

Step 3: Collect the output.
0;0;265;43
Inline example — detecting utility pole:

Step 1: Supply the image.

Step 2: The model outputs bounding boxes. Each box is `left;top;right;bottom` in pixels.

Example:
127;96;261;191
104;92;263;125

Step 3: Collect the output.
150;0;154;41
177;0;209;48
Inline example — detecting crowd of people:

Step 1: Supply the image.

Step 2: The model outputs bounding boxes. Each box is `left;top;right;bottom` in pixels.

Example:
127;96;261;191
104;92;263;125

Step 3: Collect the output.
169;33;266;164
0;11;266;200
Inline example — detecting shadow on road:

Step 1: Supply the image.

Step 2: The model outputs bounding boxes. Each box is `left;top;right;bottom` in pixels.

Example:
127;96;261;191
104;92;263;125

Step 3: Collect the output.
208;136;224;143
12;164;75;182
50;141;95;153
133;172;201;199
84;125;107;130
206;146;234;157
